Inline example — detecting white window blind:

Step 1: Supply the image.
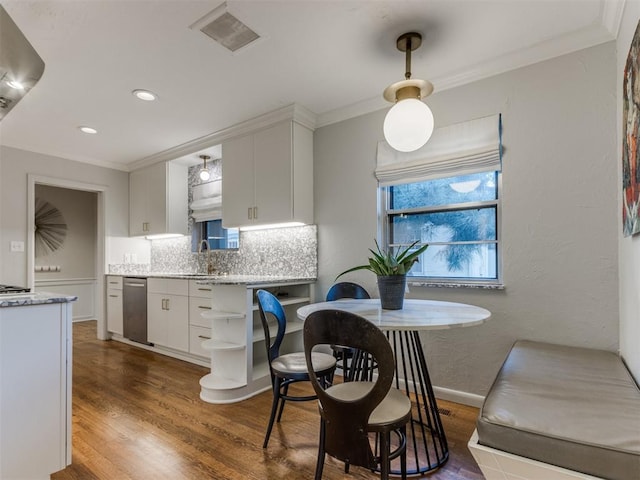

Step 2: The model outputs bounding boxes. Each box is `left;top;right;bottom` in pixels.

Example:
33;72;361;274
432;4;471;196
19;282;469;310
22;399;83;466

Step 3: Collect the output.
375;114;502;186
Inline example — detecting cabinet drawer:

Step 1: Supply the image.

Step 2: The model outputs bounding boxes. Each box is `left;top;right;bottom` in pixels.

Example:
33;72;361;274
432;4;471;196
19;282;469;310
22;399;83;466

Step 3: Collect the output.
190;326;212;358
106;276;122;289
148;278;188;295
189;297;212;327
106;288;123;335
189;280;213;298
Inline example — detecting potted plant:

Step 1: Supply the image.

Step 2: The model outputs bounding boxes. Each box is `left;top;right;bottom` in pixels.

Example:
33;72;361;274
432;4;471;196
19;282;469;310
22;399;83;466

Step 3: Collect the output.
336;240;429;310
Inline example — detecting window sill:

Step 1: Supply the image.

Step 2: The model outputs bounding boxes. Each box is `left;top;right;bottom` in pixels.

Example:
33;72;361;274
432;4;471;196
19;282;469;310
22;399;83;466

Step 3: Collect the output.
408;281;505;290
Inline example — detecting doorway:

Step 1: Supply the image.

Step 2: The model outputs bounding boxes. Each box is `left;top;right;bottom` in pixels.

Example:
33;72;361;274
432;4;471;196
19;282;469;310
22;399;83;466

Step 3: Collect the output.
27;175;108;340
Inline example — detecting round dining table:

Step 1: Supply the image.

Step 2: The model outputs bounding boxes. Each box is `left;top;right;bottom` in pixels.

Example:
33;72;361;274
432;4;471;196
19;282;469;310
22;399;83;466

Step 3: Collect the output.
297;298;491;476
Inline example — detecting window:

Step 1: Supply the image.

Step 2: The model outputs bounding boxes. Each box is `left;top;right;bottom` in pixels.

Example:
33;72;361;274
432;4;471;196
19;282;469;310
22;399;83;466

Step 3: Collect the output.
375;114;503;286
192;219;239;251
381;170;500;284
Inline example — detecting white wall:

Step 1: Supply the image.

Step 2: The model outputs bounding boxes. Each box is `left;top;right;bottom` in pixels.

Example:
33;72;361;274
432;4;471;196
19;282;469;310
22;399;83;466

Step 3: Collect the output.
34;185;97;278
0;146;129;287
617;5;640;384
314;42;618;400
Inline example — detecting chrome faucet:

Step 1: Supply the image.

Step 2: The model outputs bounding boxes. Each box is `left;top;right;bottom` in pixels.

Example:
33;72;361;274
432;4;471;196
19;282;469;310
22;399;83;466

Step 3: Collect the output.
198;239;216;275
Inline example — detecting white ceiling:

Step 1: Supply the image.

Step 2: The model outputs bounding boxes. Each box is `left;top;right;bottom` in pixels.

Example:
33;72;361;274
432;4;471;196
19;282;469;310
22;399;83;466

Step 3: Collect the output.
0;0;624;171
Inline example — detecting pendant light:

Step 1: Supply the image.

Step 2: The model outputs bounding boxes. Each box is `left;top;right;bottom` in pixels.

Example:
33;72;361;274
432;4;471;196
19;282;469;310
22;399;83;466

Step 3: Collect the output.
383;32;434;153
199;155;211;181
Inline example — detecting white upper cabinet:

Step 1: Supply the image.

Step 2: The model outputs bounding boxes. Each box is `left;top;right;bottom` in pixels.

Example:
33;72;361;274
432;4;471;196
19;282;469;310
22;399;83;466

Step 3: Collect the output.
222;120;313;228
129;161;188;237
221;133;255;228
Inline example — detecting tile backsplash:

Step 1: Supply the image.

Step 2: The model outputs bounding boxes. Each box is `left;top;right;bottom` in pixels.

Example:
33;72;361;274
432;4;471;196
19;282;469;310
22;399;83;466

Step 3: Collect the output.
110;225;317;278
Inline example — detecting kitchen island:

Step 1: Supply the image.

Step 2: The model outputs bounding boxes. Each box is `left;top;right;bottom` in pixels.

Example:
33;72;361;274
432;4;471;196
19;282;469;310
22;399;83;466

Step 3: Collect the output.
106;274;315;403
195;276;315;403
0;292;76;479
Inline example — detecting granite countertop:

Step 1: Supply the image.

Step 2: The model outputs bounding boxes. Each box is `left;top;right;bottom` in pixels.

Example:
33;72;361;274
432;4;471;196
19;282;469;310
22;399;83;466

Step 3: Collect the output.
194;275;316;286
108;273;316;286
0;292;78;308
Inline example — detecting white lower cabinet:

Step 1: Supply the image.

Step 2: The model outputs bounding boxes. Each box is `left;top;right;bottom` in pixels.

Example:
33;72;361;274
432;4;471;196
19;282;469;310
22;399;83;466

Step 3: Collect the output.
189;325;212;358
147;278;189;352
188;281;213;357
198;281;314;404
106;275;123;335
105;276;313;394
0;301;73;478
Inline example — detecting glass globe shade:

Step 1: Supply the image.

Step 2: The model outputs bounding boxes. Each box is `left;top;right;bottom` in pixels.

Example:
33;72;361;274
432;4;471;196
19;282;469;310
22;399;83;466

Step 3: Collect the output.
199;169;210;181
383;98;434;153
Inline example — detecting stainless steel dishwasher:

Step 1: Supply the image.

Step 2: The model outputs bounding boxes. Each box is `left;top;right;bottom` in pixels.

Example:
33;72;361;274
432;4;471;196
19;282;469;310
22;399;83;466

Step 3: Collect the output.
123;277;149;344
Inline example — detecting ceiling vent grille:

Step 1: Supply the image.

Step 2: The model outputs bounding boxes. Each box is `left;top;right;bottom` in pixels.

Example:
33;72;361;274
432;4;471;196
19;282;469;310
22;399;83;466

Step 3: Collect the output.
191;3;260;53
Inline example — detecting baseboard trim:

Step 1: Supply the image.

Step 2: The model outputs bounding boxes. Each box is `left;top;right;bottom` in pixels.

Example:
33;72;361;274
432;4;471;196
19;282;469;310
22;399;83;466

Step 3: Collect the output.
392;375;485;408
434;386;485;408
109;335;210;368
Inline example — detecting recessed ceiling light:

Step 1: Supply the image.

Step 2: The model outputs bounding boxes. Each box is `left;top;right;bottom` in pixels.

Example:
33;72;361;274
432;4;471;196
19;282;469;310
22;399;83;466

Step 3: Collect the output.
7;80;25;90
79;126;97;134
132;89;157;101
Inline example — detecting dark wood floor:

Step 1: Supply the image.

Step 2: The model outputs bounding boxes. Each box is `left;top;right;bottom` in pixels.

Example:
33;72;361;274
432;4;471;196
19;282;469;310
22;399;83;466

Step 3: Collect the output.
51;321;483;480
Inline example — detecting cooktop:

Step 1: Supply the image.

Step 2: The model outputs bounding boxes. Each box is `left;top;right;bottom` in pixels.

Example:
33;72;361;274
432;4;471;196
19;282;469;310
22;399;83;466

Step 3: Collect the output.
0;285;31;294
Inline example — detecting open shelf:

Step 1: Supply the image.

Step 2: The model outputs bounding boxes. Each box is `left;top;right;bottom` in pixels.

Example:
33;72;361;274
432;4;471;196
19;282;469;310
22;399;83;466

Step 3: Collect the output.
252;320;304;343
200;310;244;321
252;361;270;381
198;281;313;404
201;339;245;351
251;296;310;311
199;373;245;391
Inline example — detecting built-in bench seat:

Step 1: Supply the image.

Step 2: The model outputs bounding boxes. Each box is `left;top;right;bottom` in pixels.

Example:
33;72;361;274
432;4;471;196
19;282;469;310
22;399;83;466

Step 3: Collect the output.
468;340;640;480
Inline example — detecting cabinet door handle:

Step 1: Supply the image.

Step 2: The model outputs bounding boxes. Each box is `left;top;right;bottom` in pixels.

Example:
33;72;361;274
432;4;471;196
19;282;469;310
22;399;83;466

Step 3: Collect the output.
197;288;212;292
253;206;258;219
248;207;253;220
198;305;212;310
165;298;170;310
198;335;211;340
109;294;119;298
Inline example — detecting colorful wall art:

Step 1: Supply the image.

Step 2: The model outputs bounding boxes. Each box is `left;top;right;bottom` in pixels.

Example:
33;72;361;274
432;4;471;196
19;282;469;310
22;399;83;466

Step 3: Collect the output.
623;20;640;236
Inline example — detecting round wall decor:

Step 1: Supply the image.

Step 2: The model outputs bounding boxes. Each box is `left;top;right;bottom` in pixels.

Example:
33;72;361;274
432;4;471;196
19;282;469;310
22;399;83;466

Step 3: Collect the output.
34;197;67;257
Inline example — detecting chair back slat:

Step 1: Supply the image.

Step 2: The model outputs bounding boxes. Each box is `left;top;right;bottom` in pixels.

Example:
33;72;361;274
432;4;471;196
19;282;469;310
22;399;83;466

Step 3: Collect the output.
325;282;371;301
256;290;287;363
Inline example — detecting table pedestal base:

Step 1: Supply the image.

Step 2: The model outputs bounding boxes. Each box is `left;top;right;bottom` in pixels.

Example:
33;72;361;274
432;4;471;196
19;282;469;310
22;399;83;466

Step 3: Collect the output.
387;330;448;475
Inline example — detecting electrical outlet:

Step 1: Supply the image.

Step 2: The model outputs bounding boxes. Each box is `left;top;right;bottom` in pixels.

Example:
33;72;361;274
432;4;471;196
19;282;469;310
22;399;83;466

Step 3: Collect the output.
10;241;24;252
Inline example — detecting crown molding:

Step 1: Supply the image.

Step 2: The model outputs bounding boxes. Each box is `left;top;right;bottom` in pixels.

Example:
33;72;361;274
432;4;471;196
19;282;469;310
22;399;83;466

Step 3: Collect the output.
129;103;318;172
317;20;617;129
602;0;626;38
316;96;387;129
432;23;615;92
3;143;130;171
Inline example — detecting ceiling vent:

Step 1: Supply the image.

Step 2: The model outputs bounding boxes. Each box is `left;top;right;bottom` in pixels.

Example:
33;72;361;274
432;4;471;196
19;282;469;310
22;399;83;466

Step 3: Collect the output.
191;2;260;53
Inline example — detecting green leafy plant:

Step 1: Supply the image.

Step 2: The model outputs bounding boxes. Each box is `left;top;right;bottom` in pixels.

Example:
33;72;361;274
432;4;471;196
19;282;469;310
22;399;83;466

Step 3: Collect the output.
336;240;429;278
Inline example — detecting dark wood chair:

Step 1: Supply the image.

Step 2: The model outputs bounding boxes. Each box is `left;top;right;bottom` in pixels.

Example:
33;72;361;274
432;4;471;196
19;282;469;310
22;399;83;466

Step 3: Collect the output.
325;282;374;381
256;289;336;448
304;309;411;480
